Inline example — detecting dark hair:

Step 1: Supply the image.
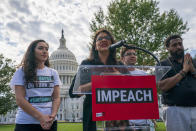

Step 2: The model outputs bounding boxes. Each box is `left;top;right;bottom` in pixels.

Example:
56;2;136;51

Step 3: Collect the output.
89;29;117;65
120;44;136;58
21;40;50;82
165;35;182;47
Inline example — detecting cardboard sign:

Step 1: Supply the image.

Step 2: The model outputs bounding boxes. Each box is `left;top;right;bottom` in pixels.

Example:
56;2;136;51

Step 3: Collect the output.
92;75;159;121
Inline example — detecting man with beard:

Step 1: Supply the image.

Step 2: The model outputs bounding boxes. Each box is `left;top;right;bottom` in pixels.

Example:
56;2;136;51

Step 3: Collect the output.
158;35;196;131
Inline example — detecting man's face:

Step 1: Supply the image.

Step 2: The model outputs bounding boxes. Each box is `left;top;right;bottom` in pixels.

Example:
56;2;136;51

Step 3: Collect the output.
122;49;137;65
167;38;184;59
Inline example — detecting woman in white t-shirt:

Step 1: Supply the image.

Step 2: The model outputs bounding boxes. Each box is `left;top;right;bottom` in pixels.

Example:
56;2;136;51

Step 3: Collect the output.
10;40;61;131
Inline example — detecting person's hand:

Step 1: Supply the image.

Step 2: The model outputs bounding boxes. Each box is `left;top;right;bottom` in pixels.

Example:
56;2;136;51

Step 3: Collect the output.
183;53;192;73
49;114;56;122
39;114;53;130
187;55;196;73
78;83;92;92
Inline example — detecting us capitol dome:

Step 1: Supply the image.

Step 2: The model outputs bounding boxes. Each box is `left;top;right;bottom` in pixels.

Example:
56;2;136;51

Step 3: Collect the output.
49;29;83;121
50;29;77;89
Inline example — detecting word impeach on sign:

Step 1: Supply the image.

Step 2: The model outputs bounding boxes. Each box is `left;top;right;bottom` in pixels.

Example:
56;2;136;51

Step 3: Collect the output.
96;88;153;104
92;75;159;121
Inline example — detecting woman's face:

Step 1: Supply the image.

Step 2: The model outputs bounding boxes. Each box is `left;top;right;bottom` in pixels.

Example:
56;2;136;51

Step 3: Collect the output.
34;42;49;63
95;32;112;52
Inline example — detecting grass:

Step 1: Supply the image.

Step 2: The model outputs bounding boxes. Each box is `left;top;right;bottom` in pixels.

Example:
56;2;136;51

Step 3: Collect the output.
0;124;14;131
0;123;82;131
156;122;166;131
58;122;82;130
0;122;165;131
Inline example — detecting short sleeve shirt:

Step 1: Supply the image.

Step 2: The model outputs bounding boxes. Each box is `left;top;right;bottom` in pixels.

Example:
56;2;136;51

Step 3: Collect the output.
10;66;61;124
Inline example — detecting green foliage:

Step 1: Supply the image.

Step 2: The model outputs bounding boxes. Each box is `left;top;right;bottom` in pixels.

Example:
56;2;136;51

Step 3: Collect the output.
90;0;189;65
0;54;16;115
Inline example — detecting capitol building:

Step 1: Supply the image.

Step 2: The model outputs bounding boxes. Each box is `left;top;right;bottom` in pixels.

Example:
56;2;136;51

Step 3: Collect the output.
0;30;84;123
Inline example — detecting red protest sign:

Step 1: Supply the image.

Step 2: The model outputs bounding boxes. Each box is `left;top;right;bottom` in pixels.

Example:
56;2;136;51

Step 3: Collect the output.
92;75;159;121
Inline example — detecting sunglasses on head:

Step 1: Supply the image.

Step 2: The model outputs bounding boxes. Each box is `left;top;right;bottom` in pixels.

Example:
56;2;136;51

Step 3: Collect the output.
124;52;136;56
96;36;111;41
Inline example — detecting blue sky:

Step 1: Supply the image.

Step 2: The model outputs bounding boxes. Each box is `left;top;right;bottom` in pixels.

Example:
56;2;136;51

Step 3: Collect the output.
0;0;196;64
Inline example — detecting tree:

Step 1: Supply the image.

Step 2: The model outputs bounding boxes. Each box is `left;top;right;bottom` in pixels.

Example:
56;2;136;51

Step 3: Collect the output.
90;0;189;65
0;54;16;115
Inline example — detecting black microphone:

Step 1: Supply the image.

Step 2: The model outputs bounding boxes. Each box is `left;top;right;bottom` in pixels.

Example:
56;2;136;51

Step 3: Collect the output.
109;40;126;51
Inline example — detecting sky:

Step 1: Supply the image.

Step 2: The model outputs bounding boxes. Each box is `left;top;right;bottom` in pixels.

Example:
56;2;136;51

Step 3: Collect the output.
0;0;196;65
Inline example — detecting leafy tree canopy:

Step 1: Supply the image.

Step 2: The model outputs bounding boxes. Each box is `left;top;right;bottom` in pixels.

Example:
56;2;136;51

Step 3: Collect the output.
0;54;16;115
90;0;189;65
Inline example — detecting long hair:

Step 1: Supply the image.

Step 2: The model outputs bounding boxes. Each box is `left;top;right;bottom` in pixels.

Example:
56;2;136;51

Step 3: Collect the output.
89;29;117;65
21;39;50;82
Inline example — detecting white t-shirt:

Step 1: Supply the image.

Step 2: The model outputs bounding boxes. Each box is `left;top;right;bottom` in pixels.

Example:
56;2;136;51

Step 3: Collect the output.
129;69;147;76
10;66;61;124
129;69;151;125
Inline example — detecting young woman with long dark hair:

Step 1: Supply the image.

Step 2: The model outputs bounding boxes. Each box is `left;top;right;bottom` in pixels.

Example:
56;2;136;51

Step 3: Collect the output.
11;40;61;131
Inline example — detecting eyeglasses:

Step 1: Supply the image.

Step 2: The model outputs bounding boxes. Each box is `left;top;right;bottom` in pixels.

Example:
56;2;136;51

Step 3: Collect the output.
96;36;111;41
124;52;136;56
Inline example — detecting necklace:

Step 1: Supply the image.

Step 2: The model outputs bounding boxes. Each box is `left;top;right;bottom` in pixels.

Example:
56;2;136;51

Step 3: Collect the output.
167;57;178;74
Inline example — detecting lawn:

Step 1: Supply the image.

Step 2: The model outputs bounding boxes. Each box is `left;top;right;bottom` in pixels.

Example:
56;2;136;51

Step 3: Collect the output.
156;122;166;131
0;123;82;131
0;122;165;131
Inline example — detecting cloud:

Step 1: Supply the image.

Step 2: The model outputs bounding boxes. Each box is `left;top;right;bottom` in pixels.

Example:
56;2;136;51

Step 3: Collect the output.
18;50;25;56
6;21;24;33
7;41;17;47
0;35;2;41
27;20;42;34
8;0;31;15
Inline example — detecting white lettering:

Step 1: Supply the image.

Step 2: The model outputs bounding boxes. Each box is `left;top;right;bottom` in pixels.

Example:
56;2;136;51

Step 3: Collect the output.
102;90;111;102
128;90;136;101
96;88;153;103
136;90;143;101
112;90;120;102
143;90;152;101
97;90;100;102
120;90;127;102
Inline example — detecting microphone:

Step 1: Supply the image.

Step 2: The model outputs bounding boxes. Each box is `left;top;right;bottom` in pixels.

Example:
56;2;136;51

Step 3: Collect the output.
109;40;126;50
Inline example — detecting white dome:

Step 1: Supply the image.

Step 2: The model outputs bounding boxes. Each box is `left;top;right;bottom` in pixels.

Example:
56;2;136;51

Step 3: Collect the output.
50;48;76;61
49;29;78;89
49;29;77;62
